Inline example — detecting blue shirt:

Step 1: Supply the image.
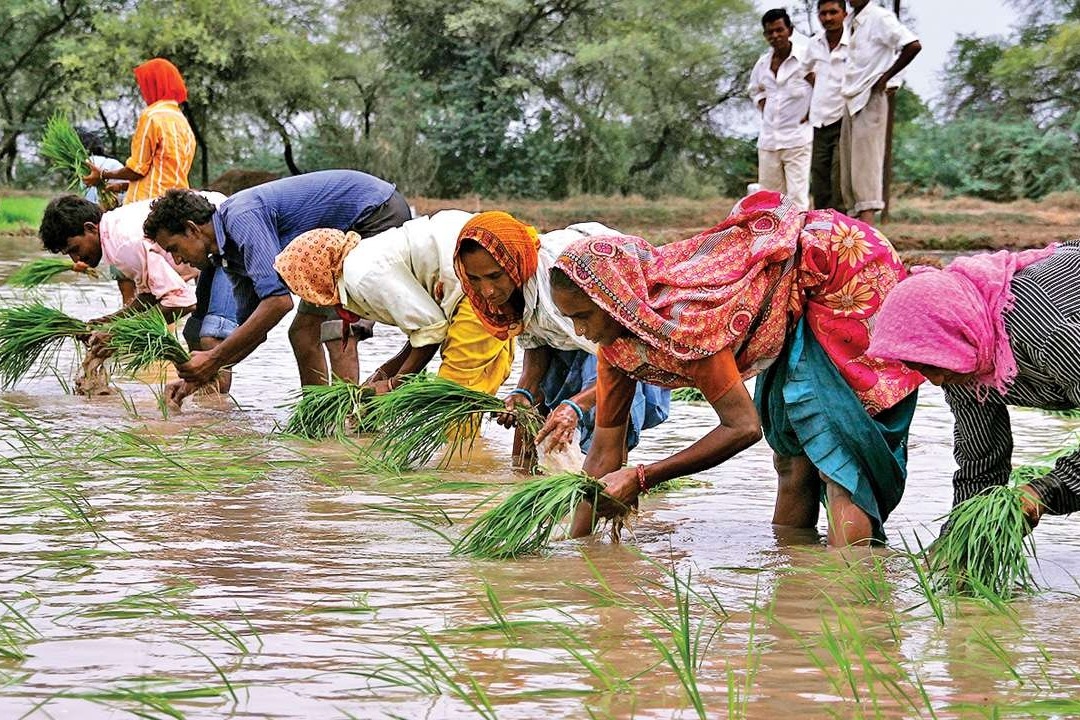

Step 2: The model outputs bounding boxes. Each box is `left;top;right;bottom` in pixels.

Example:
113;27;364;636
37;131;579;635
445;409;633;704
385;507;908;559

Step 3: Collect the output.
211;169;395;319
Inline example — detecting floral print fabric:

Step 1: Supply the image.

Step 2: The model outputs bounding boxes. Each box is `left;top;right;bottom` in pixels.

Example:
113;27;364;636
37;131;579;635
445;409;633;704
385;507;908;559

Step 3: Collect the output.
554;191;922;415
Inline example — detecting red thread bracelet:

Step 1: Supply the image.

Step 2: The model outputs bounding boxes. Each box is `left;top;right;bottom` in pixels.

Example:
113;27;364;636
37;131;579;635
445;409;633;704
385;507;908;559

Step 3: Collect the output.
636;464;648;494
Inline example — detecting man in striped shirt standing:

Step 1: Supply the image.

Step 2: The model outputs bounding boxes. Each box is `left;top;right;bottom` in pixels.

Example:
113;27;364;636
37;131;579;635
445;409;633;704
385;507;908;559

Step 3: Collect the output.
869;242;1080;528
143;169;411;406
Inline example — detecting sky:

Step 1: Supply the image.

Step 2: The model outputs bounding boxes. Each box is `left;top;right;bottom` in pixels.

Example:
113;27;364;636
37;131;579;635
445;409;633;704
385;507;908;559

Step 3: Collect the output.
753;0;1019;107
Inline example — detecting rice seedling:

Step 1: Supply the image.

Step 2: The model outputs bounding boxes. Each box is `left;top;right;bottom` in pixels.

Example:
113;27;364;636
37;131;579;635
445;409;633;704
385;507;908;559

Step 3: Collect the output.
0;600;40;661
452;472;619;559
671;387;707;403
280;379;376;438
641;568;719;720
357;628;499;719
52;678;235;718
5;257;91;288
38;114;90;190
367;374;542;470
0;303;89;388
926;485;1038;601
103;306;190;375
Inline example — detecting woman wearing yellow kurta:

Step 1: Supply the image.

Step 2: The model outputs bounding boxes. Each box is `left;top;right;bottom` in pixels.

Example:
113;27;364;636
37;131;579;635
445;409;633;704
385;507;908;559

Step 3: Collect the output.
274;210;512;395
84;58;197;204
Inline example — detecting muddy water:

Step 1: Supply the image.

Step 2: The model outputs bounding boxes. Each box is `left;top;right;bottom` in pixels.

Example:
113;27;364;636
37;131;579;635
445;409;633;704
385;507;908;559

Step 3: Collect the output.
2;251;1079;719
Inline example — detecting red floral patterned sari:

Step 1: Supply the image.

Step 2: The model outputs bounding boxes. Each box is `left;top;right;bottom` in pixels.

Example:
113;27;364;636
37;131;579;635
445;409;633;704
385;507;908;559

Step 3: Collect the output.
554;191;921;414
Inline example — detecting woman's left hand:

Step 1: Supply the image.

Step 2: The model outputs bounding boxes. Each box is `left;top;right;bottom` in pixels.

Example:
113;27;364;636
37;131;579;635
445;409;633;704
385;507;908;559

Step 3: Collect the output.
535;403;578;449
594;466;640;519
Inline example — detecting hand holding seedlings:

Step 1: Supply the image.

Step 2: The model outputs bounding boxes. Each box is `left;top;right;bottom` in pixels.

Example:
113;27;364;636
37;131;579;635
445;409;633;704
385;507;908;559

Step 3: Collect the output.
1018;484;1044;529
533;403;578;450
594;465;642;518
176;350;221;385
496;391;533;428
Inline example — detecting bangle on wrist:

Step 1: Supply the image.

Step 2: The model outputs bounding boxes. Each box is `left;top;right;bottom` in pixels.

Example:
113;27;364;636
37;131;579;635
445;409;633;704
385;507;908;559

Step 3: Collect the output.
636;464;649;494
508;387;535;405
559;398;585;423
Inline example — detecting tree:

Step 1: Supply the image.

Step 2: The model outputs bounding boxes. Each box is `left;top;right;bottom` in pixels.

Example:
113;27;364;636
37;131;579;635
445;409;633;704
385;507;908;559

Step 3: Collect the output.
0;0;115;182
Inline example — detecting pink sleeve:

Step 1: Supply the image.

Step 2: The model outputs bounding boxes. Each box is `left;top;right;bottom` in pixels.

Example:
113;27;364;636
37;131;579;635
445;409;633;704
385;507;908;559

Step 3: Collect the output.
121;240;196;308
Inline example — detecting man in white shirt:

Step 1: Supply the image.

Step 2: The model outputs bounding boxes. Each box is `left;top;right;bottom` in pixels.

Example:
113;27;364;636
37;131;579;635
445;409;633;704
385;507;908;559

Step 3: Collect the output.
748;8;815;210
807;0;848;210
839;0;921;222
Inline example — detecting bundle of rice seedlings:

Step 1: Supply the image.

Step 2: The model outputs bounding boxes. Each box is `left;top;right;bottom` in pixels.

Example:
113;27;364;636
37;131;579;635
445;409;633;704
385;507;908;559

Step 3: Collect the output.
0;303;89;388
453;472;621;559
366;374;541;470
671;387;707;403
38;114;90;191
281;379;376;439
103;307;190;375
927;485;1037;601
5;258;84;288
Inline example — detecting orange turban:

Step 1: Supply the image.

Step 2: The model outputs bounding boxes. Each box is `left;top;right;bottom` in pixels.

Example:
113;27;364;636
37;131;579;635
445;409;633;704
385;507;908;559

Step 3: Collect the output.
454;211;540;340
134;58;188;105
274;228;360;307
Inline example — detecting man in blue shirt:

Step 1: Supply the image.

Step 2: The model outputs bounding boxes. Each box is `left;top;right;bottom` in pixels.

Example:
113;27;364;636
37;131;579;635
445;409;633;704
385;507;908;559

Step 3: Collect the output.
143;169;411;405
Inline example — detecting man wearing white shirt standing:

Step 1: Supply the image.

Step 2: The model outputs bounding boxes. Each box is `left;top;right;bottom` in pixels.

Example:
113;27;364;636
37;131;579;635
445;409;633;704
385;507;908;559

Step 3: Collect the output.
807;0;848;211
839;0;921;223
748;8;815;211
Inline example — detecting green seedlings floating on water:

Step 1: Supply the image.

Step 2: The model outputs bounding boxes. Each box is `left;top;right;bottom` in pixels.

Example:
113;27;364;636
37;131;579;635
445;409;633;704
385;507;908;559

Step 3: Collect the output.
0;303;89;388
5;258;91;288
103;306;190;375
927;485;1038;601
281;379;375;439
367;374;541;470
452;472;618;559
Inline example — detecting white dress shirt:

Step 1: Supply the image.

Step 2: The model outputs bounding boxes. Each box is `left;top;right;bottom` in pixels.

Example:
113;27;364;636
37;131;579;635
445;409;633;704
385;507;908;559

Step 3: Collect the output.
807;28;849;128
748;40;815;151
841;3;918;115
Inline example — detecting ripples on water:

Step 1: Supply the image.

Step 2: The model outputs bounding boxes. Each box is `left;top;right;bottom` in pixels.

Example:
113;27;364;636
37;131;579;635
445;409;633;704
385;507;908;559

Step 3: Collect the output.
1;261;1078;718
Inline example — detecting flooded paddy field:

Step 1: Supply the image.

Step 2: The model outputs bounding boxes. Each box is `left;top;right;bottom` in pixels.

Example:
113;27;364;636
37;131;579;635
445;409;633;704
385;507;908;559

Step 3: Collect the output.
2;254;1079;719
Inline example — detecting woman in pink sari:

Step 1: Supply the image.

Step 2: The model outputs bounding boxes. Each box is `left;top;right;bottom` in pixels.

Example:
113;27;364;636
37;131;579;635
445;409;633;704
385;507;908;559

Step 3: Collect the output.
550;191;923;546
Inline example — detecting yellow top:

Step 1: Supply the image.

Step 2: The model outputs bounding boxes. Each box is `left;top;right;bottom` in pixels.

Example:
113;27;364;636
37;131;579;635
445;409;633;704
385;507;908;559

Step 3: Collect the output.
123;100;196;204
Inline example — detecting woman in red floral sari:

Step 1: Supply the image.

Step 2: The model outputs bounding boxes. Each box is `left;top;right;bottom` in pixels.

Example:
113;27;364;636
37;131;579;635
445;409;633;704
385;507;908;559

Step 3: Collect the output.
550;191;923;546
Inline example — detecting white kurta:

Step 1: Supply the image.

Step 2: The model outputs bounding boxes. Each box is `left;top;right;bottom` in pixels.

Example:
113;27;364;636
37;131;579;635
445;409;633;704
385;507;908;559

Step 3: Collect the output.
338;209;475;348
519;222;620;355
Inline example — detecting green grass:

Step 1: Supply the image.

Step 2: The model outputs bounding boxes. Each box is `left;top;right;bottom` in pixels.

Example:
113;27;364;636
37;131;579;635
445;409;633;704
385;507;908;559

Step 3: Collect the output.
927;485;1038;601
104;306;191;375
0;303;89;388
280;379;375;439
0;196;49;232
452;472;609;559
367;374;541;470
5;257;77;287
671;387;707;403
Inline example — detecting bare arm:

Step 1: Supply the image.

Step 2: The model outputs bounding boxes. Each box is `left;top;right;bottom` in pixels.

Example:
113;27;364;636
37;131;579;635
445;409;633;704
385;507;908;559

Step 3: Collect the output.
177;294;293;384
873;40;922;93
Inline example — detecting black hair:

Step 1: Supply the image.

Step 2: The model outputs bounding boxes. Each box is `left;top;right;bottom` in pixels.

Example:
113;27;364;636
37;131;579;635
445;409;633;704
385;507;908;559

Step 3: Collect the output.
548;266;582;293
761;8;793;29
143;189;215;238
817;0;845;10
75;128;106;156
39;195;102;253
457;238;485;257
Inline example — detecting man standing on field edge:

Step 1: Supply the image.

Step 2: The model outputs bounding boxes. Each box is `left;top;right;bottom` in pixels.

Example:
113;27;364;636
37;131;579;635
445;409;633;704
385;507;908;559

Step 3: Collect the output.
748;8;815;211
839;0;921;223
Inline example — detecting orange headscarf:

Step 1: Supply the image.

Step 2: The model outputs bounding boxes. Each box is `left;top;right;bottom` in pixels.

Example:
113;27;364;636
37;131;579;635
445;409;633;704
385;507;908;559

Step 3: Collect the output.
274;228;360;307
134;58;188;105
454;211;541;340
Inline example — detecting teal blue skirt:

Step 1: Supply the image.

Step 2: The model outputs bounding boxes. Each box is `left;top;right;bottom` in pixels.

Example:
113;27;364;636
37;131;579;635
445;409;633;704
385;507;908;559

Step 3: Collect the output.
753;320;917;542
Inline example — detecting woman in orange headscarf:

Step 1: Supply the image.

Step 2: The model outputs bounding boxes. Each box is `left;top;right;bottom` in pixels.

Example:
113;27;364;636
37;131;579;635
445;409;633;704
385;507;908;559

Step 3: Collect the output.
454;211;670;467
84;58;197;205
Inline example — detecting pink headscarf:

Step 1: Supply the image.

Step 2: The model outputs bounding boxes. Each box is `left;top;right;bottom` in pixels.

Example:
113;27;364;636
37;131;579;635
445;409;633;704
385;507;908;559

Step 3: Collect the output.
868;246;1058;398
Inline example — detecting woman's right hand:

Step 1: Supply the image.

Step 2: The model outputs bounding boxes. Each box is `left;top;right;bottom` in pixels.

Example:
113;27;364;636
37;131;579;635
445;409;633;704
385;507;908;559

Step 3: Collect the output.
1019;484;1044;530
497;392;532;428
82;164;103;188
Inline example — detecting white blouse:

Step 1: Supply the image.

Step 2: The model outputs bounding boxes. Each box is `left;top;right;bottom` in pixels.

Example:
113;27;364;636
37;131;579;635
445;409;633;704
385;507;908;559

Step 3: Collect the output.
338;210;474;348
520;222;621;355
